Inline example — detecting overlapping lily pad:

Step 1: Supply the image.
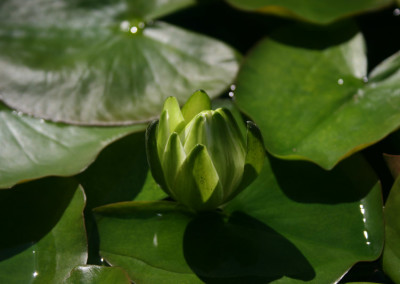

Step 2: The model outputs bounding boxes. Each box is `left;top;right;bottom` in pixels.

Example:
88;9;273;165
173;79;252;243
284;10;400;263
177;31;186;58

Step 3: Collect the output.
0;103;145;188
94;153;384;283
235;23;400;169
0;0;240;125
0;178;87;283
225;0;393;24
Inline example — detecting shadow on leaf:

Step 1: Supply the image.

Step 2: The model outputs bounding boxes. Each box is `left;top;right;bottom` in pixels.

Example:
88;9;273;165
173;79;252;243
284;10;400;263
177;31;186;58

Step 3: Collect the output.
183;211;315;283
0;177;78;261
269;154;377;204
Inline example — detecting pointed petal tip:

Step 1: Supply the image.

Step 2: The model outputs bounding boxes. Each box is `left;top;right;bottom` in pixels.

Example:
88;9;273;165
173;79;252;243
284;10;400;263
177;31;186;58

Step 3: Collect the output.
181;90;212;122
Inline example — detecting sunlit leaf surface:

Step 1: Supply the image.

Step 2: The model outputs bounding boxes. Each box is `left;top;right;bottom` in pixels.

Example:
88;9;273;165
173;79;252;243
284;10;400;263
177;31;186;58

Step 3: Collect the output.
0;0;240;125
0;103;145;188
64;265;131;284
235;23;400;169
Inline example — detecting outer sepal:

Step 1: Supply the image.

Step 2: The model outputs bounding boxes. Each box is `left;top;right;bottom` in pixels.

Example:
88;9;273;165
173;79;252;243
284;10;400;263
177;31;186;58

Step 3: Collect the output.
145;120;172;197
226;121;265;202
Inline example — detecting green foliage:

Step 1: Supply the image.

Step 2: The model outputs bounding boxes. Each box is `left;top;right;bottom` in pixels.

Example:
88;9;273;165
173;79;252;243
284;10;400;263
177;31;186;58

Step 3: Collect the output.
0;0;399;283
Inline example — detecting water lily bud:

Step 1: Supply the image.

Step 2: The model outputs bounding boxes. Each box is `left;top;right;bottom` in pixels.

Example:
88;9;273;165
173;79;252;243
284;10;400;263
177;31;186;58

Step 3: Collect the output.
146;90;265;211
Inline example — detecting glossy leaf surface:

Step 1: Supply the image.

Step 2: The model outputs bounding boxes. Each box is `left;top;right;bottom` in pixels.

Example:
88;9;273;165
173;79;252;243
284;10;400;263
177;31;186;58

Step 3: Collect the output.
95;154;384;283
64;266;131;284
235;24;400;169
383;177;400;282
225;0;392;24
95;202;202;284
77;131;166;264
0;103;145;188
0;0;240;125
0;178;87;283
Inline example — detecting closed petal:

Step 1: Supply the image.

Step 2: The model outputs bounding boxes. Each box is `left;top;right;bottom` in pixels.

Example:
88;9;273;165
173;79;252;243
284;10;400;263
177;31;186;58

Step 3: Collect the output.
174;144;223;211
162;132;186;197
181;113;207;154
181;90;211;122
162;97;185;132
145;120;172;197
226;121;265;202
206;109;246;199
157;110;169;159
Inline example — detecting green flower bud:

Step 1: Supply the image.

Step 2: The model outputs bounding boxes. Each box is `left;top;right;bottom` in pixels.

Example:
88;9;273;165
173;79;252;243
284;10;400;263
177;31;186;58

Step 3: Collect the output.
146;90;265;211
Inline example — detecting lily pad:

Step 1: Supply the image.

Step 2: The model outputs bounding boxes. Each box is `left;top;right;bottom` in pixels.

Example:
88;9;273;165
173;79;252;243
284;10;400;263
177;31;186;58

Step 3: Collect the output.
383;177;400;283
0;103;145;188
225;0;393;24
77;131;166;264
0;178;87;283
235;23;400;169
95;201;202;283
64;266;131;284
94;153;384;283
0;0;240;125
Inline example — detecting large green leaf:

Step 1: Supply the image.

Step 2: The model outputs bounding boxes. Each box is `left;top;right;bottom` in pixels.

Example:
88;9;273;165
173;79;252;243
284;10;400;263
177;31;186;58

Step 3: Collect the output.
77;131;166;264
64;266;131;284
95;202;202;284
0;178;87;283
95;154;383;283
0;103;145;188
235;23;400;169
383;177;400;282
225;0;393;24
224;154;384;283
0;0;240;125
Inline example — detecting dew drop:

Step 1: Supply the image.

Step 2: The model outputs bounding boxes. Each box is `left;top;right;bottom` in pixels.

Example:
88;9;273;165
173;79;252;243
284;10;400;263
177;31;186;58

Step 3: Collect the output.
33;271;39;278
393;8;400;16
230;84;236;91
228;92;234;98
157;213;162;217
362;76;369;83
138;22;145;29
130;26;138;34
120;20;130;32
337;78;344;85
